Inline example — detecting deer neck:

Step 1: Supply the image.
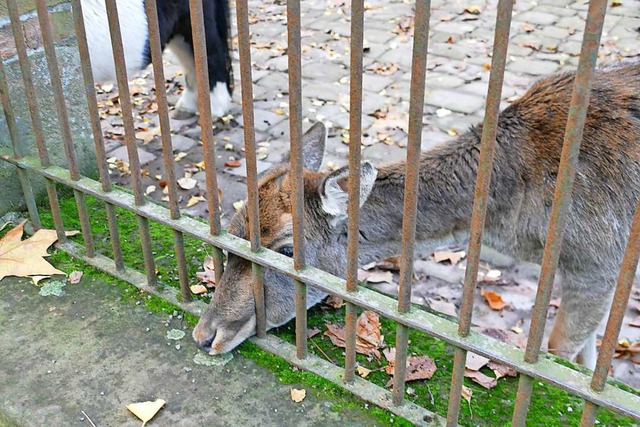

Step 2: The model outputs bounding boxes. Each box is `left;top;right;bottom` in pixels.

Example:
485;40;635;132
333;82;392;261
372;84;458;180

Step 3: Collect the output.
354;129;517;265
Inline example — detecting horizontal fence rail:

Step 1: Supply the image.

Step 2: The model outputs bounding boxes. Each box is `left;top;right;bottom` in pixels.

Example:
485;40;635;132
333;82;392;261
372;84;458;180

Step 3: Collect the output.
0;0;639;425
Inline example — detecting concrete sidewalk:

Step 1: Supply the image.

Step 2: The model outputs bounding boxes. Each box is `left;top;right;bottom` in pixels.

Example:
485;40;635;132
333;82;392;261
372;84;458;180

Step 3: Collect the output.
0;276;381;427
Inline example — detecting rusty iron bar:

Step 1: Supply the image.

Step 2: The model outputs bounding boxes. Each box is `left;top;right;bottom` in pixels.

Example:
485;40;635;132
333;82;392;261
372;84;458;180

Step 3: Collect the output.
3;153;640;420
104;0;157;287
69;0;124;270
235;0;267;338
0;59;41;228
286;0;308;359
187;0;226;286
511;0;607;424
35;0;96;257
391;0;431;406
5;0;67;241
145;0;191;300
580;198;640;426
343;0;365;384
445;0;514;423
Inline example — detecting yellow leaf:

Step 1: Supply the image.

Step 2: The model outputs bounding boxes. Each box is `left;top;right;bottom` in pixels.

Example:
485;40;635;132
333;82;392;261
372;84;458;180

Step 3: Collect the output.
461;385;473;403
126;399;166;427
356;365;371;378
186;195;205;208
174;152;188;162
290;388;306;403
481;288;507;310
190;284;207;294
0;222;67;281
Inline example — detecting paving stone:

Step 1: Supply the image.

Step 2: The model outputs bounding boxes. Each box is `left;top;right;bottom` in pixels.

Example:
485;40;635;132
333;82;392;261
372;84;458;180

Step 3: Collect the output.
170;134;197;152
235;108;286;133
534;5;578;17
106;145;155;166
225;158;273;177
378;45;414;69
514;11;558;25
432;21;477;35
428;42;470;60
362;73;394;93
425;89;485;114
302;61;348;81
538;26;572;40
556;15;585;29
560;40;582;56
264;55;289;72
426;73;466;89
507;58;559;76
255;72;289;93
421;130;454;151
303;81;346;102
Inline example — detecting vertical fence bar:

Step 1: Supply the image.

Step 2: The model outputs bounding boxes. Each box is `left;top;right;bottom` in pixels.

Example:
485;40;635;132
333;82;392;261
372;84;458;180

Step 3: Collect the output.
580;199;640;426
391;0;431;406
145;0;191;301
343;0;365;383
187;0;225;285
445;0;513;423
511;0;607;424
234;0;267;337
35;0;95;257
0;59;41;228
104;0;157;287
286;0;308;359
70;0;125;271
5;0;66;241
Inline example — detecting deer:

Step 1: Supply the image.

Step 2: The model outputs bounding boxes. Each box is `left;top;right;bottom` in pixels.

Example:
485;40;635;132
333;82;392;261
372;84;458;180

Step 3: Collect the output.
193;60;640;369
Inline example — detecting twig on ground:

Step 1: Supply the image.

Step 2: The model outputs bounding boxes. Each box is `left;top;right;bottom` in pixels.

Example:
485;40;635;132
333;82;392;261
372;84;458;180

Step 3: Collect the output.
81;410;97;427
310;337;335;364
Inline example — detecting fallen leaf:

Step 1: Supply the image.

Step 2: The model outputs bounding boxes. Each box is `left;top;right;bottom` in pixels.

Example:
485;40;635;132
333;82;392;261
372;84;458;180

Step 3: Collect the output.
308;328;321;338
465;352;489;371
487;361;517;379
521;23;536;32
464;368;497;389
629;315;640;328
98;83;114;93
31;275;49;286
135;127;160;144
464;5;482;14
225;159;242;168
126;399;166;427
0;222;67;281
357;269;393;284
447;36;455;44
324;294;344;309
611;0;622;6
384;348;437;386
290;388;306;403
482;63;491;71
195;255;216;287
68;270;83;284
433;250;465;265
174;152;188;162
177;177;197;190
190;284;208;294
356;365;372;378
481;288;507;310
145;185;156;196
233;201;245;211
474;326;526;349
324;310;382;358
461;385;473;403
186;195;206;208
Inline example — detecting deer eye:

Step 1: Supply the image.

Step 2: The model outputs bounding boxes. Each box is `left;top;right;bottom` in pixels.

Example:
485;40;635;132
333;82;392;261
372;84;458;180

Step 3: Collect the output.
278;246;294;257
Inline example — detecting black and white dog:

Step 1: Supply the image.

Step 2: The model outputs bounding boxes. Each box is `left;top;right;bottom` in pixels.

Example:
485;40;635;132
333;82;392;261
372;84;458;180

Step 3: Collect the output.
82;0;233;118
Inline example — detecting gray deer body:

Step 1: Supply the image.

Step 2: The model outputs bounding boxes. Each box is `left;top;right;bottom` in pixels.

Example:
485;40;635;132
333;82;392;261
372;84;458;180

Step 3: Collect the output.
194;61;640;369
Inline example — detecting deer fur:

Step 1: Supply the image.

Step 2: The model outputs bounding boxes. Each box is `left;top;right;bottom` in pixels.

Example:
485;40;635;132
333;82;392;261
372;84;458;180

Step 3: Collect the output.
193;61;640;368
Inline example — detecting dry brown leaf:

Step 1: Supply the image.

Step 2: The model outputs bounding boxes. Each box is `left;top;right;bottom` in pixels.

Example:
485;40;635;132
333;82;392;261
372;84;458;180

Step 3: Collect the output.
324;294;344;309
186;195;205;208
190;284;207;295
447;36;455;44
324;310;382;358
474;326;526;349
464;368;497;389
126;399;166;427
384;348;437;386
307;328;321;339
433;250;465;265
290;388;306;403
68;270;83;284
177;177;197;190
464;5;482;14
356;365;372;378
225;159;242;168
461;385;473;403
465;352;489;371
0;222;72;281
195;255;216;287
481;288;507;310
135;127;160;144
487;361;517;379
611;0;622;6
357;269;393;284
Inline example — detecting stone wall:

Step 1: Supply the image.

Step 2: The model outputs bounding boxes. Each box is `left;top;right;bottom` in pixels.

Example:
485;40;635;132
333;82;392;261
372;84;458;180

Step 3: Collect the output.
0;0;96;215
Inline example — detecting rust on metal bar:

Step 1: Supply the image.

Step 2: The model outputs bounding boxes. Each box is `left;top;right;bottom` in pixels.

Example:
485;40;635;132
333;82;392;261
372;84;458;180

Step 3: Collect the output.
6;154;640;421
512;0;608;424
445;0;514;423
145;0;190;300
104;0;157;286
0;59;41;228
286;0;307;359
580;199;640;426
235;0;267;338
343;0;365;383
187;0;226;286
392;0;431;406
70;0;124;269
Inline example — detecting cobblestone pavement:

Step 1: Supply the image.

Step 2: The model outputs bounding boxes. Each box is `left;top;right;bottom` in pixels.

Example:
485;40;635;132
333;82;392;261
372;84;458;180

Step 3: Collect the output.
98;0;640;386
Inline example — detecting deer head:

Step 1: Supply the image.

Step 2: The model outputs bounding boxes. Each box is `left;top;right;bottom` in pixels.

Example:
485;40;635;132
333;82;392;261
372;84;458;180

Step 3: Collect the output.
193;122;379;354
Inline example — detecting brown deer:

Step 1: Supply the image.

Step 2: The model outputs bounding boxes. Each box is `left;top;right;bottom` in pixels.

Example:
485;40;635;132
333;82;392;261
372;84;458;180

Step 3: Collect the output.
193;61;640;369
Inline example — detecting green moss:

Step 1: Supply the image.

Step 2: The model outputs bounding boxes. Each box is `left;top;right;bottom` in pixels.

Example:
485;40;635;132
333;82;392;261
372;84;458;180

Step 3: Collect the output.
36;191;639;426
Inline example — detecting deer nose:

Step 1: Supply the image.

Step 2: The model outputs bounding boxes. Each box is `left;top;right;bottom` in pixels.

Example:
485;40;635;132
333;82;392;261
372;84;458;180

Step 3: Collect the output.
197;334;216;353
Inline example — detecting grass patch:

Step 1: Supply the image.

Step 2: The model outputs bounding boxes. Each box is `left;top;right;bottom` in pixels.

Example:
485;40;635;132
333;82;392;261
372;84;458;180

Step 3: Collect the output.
31;190;639;426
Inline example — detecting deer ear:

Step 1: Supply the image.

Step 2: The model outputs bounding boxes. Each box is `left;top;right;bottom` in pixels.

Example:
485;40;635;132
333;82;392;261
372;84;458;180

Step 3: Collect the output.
282;122;326;171
320;161;377;222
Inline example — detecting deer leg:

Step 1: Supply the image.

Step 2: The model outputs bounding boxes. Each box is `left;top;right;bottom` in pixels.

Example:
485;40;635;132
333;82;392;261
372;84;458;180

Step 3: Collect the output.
548;276;614;370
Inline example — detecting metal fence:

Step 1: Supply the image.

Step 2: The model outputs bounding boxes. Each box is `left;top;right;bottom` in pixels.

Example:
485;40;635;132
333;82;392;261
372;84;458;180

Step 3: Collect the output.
0;0;639;425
